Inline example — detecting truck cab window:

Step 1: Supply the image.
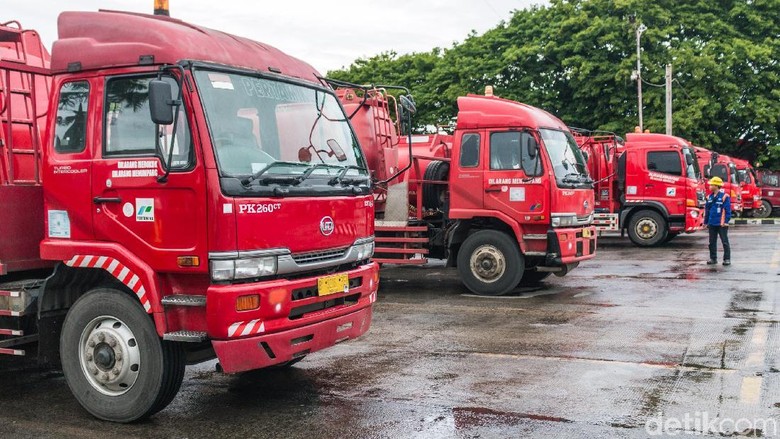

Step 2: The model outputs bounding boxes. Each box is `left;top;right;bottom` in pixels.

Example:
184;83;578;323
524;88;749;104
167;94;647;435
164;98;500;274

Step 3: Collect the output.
54;81;89;153
459;133;479;168
647;151;682;176
104;76;192;169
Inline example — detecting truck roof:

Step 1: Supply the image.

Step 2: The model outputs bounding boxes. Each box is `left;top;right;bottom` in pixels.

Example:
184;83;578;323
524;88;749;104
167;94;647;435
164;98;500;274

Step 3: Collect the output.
51;10;321;83
456;95;568;131
624;133;691;148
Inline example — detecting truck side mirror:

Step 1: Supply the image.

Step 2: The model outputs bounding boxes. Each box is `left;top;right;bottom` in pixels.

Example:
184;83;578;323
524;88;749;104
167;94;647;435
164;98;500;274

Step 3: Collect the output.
149;79;174;125
685;154;693;166
527;137;538;159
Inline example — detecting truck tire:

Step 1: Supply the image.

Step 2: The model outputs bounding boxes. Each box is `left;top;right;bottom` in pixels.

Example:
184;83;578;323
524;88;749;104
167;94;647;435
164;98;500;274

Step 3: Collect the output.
754;200;772;219
519;269;551;285
457;230;524;296
60;288;185;423
627;210;667;247
423;160;449;210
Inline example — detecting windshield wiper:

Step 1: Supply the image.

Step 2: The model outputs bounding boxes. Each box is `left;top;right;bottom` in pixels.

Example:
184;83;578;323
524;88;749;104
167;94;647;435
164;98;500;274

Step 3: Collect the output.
329;165;369;186
242;161;310;186
296;163;344;183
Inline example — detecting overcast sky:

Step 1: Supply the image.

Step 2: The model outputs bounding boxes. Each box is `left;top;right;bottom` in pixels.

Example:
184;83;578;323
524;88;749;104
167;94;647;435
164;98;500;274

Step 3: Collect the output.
8;0;543;73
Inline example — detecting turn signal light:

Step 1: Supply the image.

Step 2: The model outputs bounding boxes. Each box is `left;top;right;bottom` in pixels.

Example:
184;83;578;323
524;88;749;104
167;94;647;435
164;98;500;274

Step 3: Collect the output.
236;294;260;311
177;256;200;267
686;199;697;207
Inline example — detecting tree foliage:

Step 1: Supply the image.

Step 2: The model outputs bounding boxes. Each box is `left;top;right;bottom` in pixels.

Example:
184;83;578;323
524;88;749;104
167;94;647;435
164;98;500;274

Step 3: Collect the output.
328;0;780;168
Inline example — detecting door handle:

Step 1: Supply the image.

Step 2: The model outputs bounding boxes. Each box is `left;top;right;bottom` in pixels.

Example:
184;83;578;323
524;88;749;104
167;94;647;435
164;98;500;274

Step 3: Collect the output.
485;187;502;193
645;184;654;188
93;197;122;204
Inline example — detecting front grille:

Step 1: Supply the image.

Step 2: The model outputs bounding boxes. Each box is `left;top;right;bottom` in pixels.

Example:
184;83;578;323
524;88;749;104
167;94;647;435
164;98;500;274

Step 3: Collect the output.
289;293;361;320
291;247;348;265
576;241;583;257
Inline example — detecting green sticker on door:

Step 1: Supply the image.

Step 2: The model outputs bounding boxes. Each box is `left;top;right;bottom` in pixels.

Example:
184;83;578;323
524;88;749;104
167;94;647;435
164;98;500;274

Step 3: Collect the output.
135;198;155;222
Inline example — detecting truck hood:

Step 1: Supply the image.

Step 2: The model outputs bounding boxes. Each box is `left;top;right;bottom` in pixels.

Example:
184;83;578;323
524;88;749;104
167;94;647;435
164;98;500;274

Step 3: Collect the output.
232;196;374;254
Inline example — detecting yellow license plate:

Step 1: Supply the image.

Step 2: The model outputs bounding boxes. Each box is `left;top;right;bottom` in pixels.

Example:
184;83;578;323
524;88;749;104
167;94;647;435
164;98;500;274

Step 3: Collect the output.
317;273;349;296
582;229;592;238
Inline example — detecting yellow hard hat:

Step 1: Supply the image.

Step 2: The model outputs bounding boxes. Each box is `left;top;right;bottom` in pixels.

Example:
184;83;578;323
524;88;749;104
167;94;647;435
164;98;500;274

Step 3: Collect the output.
708;176;724;186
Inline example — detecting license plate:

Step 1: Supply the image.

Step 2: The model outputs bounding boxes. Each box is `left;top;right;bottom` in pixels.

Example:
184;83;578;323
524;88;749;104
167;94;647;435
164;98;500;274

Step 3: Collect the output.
582;229;592;238
317;273;349;296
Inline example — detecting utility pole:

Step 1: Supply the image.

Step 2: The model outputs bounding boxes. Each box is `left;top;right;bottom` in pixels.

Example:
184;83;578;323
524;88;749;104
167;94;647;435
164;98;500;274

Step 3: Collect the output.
665;64;672;135
635;23;647;132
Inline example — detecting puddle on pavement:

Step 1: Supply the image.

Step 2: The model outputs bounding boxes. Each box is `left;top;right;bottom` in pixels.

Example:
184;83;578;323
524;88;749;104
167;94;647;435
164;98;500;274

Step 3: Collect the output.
452;406;572;430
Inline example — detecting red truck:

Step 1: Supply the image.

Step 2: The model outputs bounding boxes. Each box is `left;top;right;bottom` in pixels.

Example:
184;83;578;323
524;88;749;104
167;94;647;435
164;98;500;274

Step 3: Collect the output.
731;157;761;216
756;169;780;218
1;11;378;422
575;132;705;246
332;85;596;296
694;147;743;216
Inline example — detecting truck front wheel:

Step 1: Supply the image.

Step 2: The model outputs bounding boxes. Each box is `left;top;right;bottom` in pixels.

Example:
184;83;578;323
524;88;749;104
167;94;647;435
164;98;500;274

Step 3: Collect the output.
457;230;524;296
627;210;667;247
754;200;772;219
60;288;185;423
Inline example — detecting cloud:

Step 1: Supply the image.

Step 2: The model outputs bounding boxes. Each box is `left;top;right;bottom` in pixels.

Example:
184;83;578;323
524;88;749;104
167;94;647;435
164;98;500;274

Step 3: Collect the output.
8;0;543;73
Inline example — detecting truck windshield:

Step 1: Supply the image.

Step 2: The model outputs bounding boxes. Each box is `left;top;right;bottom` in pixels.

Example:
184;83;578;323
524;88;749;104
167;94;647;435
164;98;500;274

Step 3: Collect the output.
682;147;700;180
737;169;752;185
539;128;590;187
194;70;367;184
728;163;738;184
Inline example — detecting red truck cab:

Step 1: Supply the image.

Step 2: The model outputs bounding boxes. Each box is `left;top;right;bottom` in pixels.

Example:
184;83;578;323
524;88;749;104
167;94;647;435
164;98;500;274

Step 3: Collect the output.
577;132;705;246
339;87;596;295
755;169;780;218
2;12;378;422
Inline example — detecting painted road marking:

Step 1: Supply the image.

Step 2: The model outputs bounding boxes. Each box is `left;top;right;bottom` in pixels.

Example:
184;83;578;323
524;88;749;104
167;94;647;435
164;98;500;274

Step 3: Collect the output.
739;376;762;405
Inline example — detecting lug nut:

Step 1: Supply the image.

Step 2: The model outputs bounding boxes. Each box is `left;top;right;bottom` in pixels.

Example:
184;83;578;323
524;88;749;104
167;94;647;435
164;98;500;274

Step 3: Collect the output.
98;333;105;342
86;353;93;361
115;352;122;361
88;340;96;347
112;368;120;376
109;338;117;347
102;373;110;381
91;367;99;375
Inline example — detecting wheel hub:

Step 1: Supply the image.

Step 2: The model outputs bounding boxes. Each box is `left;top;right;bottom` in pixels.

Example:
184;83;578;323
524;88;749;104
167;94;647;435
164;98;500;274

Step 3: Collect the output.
79;316;141;396
635;218;658;240
470;245;506;283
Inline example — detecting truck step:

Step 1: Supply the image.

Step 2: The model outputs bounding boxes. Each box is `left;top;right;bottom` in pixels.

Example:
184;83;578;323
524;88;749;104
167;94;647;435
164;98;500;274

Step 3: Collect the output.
0;329;23;336
374;247;429;255
375;236;429;244
161;295;206;307
0;348;25;356
375;225;428;233
163;331;208;342
373;257;429;265
0;309;26;317
0;334;37;349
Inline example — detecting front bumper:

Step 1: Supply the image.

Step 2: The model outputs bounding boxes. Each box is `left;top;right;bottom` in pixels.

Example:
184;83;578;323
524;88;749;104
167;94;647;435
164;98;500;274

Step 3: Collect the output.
213;305;373;373
206;262;378;372
547;225;597;266
685;207;705;232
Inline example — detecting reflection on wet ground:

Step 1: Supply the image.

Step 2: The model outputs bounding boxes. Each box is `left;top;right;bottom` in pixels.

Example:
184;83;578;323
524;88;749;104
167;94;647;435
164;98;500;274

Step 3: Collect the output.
1;226;779;438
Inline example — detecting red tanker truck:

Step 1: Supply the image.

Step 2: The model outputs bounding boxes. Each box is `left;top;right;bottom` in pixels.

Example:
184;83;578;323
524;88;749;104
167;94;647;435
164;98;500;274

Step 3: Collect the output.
574;132;705;246
0;10;379;422
332;84;596;296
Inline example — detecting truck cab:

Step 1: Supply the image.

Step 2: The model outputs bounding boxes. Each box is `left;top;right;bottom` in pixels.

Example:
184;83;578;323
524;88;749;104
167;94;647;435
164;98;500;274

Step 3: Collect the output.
756;169;780;218
694;147;743;215
3;11;379;422
577;132;705;246
338;87;596;296
732;157;761;215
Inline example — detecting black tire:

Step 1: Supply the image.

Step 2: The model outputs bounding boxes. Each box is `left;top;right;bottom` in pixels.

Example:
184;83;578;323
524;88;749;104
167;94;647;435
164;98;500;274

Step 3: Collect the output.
519;269;551;285
60;288;185;423
269;356;306;369
457;230;524;296
754;200;772;219
423;160;449;210
627;210;667;247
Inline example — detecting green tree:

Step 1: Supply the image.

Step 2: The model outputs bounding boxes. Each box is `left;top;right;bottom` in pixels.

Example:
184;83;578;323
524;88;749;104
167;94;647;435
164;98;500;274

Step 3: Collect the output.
329;0;780;168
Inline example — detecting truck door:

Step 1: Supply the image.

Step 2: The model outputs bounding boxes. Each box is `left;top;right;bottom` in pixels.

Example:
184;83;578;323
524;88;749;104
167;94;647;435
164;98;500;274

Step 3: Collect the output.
645;149;685;212
449;131;484;213
482;130;547;222
90;74;206;272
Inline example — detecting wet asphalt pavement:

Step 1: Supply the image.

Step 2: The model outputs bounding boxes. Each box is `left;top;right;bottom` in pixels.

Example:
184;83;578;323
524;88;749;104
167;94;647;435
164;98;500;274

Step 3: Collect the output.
2;225;780;438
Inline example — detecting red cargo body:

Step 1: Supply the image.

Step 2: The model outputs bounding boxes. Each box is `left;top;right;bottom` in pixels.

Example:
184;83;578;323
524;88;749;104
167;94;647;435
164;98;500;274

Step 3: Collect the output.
1;11;378;422
338;88;596;296
694;147;743;215
575;132;705;246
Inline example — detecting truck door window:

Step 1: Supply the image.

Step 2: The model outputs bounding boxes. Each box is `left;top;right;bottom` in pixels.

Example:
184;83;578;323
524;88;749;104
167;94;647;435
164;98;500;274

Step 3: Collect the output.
104;76;192;169
647;151;682;176
459;133;480;168
710;164;728;181
763;174;779;187
489;131;541;176
54;81;89;153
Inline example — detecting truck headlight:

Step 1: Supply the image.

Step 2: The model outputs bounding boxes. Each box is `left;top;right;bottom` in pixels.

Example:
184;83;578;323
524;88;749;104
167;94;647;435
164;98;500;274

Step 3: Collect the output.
551;214;577;227
210;256;278;281
353;238;375;260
